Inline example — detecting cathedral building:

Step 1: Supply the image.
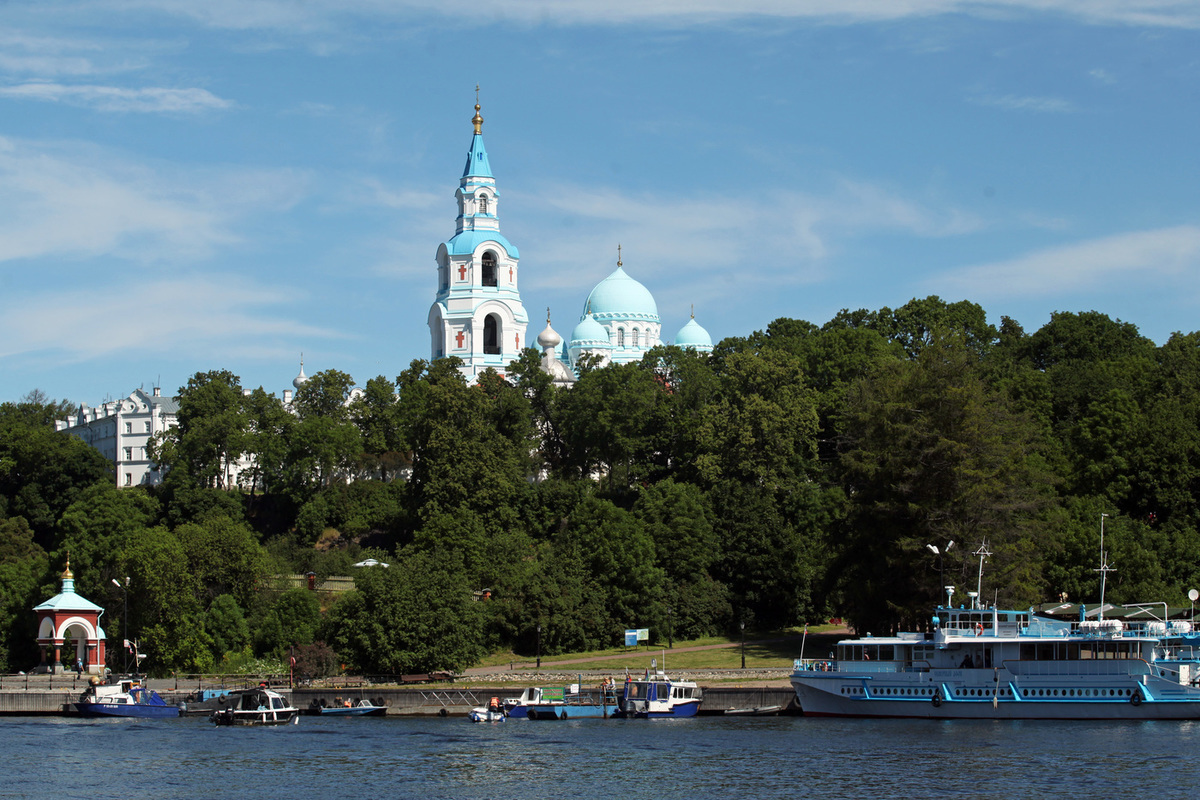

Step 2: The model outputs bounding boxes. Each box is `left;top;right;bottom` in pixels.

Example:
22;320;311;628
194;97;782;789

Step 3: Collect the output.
430;99;714;385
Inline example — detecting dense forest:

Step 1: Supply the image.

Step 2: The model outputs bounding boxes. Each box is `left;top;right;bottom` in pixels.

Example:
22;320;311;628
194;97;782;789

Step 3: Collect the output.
3;296;1200;677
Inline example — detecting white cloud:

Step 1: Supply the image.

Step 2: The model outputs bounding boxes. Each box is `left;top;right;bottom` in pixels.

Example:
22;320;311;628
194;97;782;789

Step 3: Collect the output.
0;83;231;113
932;225;1200;299
968;93;1078;113
0;277;342;362
0;137;309;264
82;0;1200;30
515;178;980;310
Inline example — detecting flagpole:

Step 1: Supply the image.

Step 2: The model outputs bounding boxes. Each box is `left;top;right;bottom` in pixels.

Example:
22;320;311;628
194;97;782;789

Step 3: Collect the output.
800;622;808;665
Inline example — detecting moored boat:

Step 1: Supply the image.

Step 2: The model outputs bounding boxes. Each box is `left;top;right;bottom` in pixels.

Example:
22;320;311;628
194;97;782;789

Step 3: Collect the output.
209;685;299;726
314;697;387;716
614;666;702;718
74;678;181;719
790;599;1200;720
468;696;506;722
505;682;620;720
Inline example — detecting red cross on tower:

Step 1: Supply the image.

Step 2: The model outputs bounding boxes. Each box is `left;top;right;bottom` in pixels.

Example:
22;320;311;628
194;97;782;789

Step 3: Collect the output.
458;264;467;281
515;333;520;350
455;329;465;348
509;266;513;282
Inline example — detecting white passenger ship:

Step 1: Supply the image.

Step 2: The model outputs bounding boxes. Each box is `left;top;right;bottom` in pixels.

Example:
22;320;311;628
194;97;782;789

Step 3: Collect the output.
791;598;1200;719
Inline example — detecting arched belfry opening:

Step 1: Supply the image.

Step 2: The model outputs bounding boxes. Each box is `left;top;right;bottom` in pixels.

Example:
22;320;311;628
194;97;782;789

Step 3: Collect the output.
484;314;501;355
482;251;498;287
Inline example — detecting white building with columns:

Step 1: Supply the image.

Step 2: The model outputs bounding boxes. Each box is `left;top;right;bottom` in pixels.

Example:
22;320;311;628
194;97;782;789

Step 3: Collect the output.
55;387;178;488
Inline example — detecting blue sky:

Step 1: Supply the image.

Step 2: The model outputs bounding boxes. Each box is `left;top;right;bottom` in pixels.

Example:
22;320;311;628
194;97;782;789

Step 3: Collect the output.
3;1;1200;404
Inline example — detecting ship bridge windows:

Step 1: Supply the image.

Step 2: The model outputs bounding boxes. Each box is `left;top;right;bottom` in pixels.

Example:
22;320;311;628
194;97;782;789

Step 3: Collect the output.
839;644;895;661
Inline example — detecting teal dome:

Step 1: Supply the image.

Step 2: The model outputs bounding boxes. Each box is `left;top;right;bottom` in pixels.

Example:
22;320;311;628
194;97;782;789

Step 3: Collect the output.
675;317;713;349
570;314;611;349
583;266;658;321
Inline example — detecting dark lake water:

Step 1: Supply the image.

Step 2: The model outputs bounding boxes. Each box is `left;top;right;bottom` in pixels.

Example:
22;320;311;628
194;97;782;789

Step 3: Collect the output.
6;714;1198;799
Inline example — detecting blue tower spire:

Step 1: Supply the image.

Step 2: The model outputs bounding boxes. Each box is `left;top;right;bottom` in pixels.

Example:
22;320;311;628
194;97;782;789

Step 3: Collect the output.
462;98;493;179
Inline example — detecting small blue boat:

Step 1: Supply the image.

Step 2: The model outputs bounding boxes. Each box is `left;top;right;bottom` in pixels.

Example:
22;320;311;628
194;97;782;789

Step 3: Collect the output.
317;698;387;716
74;678;180;719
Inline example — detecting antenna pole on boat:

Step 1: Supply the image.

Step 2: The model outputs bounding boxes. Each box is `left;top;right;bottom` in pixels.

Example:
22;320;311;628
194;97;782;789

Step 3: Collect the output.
973;541;992;610
1095;513;1115;622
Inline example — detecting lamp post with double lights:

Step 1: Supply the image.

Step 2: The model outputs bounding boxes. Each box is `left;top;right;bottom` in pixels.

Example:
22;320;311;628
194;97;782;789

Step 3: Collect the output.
926;540;955;607
111;576;129;674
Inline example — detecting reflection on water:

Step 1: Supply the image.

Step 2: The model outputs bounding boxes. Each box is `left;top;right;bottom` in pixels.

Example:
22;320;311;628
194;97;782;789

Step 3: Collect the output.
6;715;1200;799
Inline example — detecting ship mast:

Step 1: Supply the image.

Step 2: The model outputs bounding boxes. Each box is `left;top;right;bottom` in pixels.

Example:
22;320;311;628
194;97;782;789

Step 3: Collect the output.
1094;513;1115;621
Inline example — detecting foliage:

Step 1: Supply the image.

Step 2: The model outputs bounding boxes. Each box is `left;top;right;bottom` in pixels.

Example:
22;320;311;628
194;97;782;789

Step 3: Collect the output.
8;298;1200;673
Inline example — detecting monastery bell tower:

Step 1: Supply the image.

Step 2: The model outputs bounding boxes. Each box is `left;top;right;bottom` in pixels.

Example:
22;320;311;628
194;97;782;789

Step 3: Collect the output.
427;94;529;383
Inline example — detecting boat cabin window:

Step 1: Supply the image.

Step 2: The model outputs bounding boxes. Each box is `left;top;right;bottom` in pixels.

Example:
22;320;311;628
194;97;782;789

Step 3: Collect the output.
656;683;669;699
1020;641;1139;660
839;644;895;661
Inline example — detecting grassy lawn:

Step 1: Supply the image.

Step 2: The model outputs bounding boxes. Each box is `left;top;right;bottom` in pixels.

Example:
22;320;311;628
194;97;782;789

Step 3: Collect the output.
474;626;844;673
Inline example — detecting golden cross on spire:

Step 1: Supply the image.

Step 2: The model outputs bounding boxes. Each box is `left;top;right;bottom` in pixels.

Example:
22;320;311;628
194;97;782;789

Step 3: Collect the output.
617;243;622;268
546;306;552;324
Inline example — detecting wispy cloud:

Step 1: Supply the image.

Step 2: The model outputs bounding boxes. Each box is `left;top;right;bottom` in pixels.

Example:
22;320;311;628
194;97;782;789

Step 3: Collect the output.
0;277;342;362
0;83;231;113
969;93;1078;113
0;137;309;265
514;178;981;318
932;225;1200;299
77;0;1200;30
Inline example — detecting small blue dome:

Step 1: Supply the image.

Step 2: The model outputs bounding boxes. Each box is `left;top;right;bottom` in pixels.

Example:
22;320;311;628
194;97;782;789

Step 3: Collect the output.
675;317;713;349
583;266;658;320
570;314;611;349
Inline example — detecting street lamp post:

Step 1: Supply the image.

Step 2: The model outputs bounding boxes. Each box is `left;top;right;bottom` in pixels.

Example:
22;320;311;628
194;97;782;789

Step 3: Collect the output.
926;541;955;606
739;620;745;670
536;624;542;671
111;577;129;674
667;607;673;649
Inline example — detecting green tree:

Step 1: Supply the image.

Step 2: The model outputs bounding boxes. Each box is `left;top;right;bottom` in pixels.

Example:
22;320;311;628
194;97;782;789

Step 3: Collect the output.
323;550;483;674
158;370;249;489
117;526;209;674
201;594;251;663
54;483;160;598
0;400;111;544
0;516;49;671
835;333;1053;633
174;516;267;607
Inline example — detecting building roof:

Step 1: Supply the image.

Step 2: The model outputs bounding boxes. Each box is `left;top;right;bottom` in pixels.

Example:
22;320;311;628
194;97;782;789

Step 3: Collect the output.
570;313;611;349
582;265;658;321
445;229;519;259
33;563;104;614
675;316;714;349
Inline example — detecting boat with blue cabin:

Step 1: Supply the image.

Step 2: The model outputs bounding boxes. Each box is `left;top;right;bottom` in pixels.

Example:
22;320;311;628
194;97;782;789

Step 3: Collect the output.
614;665;702;718
74;678;181;719
791;593;1200;719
